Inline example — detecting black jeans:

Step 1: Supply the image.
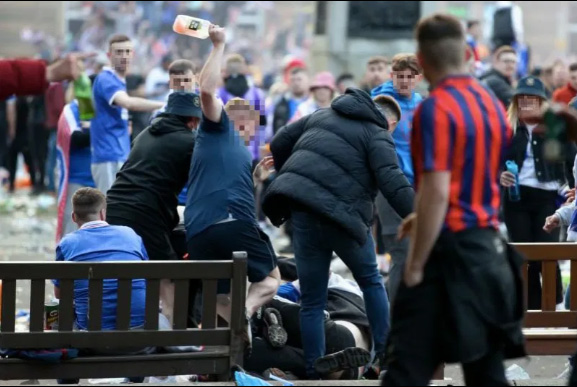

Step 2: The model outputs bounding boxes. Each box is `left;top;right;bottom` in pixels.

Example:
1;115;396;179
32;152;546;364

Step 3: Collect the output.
503;185;563;309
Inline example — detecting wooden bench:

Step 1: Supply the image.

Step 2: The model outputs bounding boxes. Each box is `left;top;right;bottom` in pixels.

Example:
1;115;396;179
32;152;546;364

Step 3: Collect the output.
512;243;577;355
0;253;247;381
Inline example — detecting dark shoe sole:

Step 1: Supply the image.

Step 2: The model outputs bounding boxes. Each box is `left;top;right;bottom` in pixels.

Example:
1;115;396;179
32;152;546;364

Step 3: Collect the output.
314;347;371;376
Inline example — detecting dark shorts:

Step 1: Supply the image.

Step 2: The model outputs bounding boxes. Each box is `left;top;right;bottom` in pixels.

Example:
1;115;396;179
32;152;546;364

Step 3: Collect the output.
187;220;278;288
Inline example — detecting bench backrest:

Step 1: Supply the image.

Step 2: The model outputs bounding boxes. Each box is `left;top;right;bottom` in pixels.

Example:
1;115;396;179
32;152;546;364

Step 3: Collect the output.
511;243;577;328
0;254;247;351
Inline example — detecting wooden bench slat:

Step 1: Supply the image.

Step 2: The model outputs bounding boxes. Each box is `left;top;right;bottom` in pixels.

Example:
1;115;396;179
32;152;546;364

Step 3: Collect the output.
1;280;16;333
145;279;160;330
29;280;45;332
202;280;218;330
173;280;189;330
542;261;558;311
525;311;577;328
229;252;248;368
0;353;230;381
59;280;75;332
116;280;132;331
571;260;577;311
0;261;233;280
89;280;103;331
512;243;577;260
524;329;577;337
0;329;230;349
522;262;528;312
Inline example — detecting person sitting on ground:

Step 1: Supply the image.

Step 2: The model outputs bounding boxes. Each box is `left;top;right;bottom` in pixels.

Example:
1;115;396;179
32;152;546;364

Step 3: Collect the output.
184;24;280;347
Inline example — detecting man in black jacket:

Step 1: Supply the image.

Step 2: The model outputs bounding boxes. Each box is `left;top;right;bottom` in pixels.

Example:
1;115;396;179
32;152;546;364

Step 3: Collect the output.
263;88;414;378
481;45;518;109
106;92;200;262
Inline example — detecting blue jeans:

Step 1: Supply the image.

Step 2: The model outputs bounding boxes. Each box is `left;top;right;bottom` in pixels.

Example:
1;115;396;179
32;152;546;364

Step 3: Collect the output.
291;210;390;378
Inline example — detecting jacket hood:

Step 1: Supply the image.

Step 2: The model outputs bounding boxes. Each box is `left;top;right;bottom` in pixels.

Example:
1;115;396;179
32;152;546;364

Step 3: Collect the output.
331;88;387;128
149;114;192;135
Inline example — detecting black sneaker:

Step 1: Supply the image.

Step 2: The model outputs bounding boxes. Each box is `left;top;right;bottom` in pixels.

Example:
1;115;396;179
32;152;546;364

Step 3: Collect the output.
314;347;371;376
263;308;288;348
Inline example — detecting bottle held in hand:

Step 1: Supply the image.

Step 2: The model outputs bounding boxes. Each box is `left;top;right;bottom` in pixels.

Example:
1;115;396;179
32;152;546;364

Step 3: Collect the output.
173;15;211;39
74;73;95;121
506;160;521;202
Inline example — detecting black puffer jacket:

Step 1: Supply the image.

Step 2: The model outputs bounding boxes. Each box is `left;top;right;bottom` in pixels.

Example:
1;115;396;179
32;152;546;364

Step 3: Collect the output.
263;88;414;245
481;69;514;108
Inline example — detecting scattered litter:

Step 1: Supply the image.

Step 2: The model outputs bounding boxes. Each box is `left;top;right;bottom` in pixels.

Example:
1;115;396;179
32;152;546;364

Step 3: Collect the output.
506;364;530;380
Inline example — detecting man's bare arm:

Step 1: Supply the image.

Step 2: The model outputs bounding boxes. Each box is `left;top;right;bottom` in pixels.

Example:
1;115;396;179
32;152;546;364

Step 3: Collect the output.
199;24;226;123
112;91;164;112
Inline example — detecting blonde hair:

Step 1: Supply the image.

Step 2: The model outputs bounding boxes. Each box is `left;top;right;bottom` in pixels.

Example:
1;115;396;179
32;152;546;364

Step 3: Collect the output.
507;95;548;133
225;98;259;119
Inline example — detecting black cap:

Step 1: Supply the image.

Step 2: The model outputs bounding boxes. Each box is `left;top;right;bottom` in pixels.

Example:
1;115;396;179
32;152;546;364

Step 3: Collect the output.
514;76;548;100
165;92;202;118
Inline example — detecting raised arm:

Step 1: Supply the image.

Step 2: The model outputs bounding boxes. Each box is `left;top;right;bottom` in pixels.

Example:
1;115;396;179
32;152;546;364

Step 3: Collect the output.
199;24;226;123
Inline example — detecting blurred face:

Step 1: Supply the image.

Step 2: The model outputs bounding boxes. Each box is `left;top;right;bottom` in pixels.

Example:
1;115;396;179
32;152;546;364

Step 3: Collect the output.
495;52;518;79
367;62;388;88
553;65;569;89
517;95;542;121
468;24;481;40
337;79;356;94
392;69;420;98
312;87;333;106
229;106;260;144
108;41;134;75
289;71;309;98
569;70;577;90
170;70;196;92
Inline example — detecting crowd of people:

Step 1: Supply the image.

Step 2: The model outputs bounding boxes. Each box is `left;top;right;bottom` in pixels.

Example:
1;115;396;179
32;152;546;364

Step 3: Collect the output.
6;3;577;385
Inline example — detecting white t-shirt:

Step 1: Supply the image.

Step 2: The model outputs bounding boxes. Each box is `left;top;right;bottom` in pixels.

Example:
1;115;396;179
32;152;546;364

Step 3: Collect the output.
145;67;170;101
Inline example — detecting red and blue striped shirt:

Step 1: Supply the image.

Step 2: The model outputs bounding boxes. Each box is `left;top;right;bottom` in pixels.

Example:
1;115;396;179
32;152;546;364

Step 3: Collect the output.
412;75;513;232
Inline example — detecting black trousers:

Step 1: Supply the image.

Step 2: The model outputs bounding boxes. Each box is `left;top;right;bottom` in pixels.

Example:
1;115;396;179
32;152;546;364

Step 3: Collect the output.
503;185;563;309
383;228;515;387
7;128;36;191
30;124;50;189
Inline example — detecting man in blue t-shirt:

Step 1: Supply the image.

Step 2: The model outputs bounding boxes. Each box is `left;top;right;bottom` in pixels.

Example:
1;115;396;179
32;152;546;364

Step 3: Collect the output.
91;34;164;194
184;25;280;343
53;188;148;331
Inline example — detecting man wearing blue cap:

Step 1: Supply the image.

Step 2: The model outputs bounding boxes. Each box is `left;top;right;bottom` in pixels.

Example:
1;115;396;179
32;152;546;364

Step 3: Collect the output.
106;91;201;263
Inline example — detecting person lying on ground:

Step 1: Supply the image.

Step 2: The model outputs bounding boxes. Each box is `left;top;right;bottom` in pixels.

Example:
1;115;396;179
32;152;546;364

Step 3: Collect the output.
245;270;372;381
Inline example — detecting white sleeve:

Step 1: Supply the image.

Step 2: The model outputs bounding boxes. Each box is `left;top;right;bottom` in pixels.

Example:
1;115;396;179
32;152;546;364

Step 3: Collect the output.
512;5;524;44
557;202;576;226
145;69;158;96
